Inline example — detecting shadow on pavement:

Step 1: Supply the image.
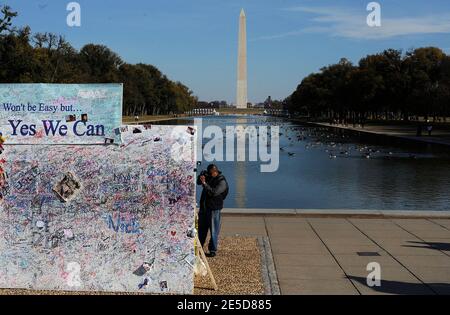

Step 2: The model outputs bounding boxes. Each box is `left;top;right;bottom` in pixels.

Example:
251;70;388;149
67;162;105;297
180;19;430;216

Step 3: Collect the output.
403;241;450;252
348;276;450;295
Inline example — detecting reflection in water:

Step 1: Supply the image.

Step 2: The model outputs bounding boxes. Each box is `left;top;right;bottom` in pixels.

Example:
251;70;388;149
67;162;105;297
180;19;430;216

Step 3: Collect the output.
235;117;247;208
154;115;450;211
235;162;246;208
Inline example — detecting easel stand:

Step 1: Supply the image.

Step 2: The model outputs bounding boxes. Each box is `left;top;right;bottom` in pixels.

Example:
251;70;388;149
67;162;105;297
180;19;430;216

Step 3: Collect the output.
195;235;218;291
195;211;218;291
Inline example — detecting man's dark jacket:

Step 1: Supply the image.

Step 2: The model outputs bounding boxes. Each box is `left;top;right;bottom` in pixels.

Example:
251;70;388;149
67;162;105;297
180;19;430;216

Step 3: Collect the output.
197;172;229;211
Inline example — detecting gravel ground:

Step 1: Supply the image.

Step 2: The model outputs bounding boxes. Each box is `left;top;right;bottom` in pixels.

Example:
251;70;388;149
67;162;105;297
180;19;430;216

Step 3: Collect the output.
194;236;265;295
0;236;264;295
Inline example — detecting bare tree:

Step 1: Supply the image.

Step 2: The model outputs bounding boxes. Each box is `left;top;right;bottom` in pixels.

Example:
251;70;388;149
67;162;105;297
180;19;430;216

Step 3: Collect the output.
0;5;17;34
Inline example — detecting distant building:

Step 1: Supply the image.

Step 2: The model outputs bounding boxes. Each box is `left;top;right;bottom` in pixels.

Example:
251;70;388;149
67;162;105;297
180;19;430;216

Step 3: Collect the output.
196;101;210;108
196;100;230;109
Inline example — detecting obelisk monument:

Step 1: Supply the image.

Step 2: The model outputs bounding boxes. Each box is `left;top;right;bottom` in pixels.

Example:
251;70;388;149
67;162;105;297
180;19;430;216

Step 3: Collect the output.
236;8;247;109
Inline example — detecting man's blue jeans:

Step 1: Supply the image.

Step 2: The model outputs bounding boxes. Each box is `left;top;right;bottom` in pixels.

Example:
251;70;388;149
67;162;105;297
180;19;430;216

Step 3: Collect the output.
198;209;222;254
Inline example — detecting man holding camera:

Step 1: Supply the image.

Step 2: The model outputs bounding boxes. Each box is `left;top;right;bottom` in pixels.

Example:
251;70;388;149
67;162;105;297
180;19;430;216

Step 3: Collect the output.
197;164;229;257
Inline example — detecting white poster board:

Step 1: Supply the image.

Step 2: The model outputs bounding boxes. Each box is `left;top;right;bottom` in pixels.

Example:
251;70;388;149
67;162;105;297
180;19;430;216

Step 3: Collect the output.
0;85;197;294
0;125;196;293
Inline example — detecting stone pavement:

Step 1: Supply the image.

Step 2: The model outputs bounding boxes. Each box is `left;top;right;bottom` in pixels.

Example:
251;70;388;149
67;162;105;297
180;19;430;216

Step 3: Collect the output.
221;215;450;295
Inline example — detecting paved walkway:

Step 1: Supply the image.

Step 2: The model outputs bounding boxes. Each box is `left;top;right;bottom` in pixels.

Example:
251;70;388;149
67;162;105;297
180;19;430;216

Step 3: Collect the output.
221;215;450;295
313;122;450;147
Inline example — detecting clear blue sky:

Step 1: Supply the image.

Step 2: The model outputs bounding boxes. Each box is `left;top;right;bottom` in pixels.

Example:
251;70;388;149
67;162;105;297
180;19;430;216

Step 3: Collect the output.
5;0;450;103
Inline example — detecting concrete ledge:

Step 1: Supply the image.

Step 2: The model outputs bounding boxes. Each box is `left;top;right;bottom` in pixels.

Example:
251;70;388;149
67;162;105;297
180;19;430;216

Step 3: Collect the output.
258;237;281;295
222;208;297;215
222;208;450;219
379;210;450;218
295;209;383;216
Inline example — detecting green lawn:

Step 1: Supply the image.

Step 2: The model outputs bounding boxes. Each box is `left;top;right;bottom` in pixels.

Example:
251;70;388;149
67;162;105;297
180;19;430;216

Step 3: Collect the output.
216;108;264;115
122;108;265;123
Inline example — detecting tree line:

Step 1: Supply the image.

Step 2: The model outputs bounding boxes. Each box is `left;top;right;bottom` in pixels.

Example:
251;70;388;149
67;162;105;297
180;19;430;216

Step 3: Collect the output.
0;5;197;116
286;47;450;124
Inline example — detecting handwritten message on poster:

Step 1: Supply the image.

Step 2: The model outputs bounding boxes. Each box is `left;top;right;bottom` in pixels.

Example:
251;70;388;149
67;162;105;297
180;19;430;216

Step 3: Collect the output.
0;125;197;293
0;84;123;144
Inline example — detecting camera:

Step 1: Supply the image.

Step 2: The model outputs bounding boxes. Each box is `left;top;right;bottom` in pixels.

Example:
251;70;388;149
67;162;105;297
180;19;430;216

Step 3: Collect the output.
199;170;211;183
200;170;209;177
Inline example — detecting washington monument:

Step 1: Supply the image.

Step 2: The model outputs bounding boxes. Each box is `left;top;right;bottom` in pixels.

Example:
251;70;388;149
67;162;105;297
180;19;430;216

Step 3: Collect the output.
236;8;247;109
